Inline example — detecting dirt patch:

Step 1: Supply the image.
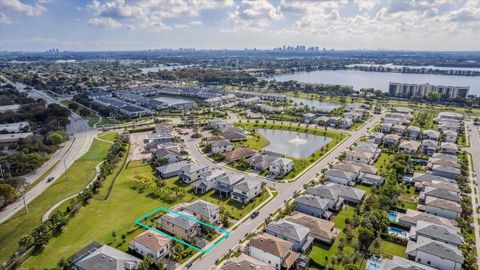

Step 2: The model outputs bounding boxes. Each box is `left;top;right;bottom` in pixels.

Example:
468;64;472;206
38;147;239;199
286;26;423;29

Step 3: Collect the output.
129;132;152;161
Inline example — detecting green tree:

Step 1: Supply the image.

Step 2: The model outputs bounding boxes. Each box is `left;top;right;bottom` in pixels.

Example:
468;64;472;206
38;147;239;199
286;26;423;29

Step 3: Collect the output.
47;131;64;145
68;103;79;111
357;227;375;252
138;254;155;270
0;183;18;202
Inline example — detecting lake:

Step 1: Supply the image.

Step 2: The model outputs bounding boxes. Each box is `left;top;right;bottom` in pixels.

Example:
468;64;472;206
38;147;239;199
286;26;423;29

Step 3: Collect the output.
257;128;332;159
272;70;480;96
290;97;340;112
153;95;196;105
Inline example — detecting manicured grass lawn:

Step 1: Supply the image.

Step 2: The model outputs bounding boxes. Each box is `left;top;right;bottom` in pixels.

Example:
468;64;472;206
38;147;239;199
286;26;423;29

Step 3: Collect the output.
0;139;112;263
238;122;347;180
235;131;270;151
333;206;355;230
23;161;272;267
97;132;117;142
356;184;372;196
379;240;406;259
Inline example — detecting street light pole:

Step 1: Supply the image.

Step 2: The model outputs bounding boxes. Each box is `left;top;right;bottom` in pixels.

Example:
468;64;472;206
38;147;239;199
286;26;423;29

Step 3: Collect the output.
64;159;68;181
22;184;29;214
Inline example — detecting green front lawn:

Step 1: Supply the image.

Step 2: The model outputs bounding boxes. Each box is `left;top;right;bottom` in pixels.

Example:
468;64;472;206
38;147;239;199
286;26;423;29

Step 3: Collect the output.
23;161;272;267
0;138;112;263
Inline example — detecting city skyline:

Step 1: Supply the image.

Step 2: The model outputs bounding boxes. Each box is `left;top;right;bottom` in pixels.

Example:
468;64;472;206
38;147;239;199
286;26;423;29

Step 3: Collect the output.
0;0;479;51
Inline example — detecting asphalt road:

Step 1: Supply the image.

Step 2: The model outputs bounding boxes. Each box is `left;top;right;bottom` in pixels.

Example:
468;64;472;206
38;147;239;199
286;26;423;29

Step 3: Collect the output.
187;114;382;270
465;121;480;266
0;82;97;224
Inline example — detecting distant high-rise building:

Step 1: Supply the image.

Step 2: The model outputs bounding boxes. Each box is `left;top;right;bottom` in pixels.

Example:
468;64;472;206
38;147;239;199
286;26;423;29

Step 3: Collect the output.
388;82;469;99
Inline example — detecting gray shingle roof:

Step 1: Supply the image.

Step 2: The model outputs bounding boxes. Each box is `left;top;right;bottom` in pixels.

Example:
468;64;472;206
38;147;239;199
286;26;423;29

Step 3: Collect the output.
233;178;261;192
425;188;461;203
266;219;310;242
185;200;219;220
159;211;198;229
406;238;464;263
157;161;190;175
295;194;330;210
414;221;463;246
73;244;140;270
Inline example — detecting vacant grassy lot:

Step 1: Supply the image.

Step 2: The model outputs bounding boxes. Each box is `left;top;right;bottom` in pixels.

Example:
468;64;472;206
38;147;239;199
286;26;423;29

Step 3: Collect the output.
238;122;347;179
23;161;272;267
0;138;112;263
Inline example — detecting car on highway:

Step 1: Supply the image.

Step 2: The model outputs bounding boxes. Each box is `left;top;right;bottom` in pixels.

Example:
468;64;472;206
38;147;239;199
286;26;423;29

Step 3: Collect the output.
250;210;259;219
46;177;54;183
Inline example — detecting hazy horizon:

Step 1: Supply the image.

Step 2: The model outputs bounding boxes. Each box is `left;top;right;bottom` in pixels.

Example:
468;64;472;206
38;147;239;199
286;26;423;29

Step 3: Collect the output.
1;0;479;51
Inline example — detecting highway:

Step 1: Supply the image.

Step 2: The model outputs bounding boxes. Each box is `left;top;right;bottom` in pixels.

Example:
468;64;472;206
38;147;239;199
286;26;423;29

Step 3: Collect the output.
187;114;382;270
0;81;97;224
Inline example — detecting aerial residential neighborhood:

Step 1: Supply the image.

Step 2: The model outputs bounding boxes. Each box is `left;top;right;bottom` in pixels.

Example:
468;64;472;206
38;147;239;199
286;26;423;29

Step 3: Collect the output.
1;1;480;270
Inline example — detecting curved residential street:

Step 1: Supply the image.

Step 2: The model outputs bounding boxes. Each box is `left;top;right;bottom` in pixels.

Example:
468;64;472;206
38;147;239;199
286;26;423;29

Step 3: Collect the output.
0;81;97;224
186;114;382;270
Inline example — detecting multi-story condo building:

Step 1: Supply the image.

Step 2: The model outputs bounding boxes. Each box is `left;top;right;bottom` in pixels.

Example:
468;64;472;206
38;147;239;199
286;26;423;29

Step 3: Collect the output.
388;82;469;99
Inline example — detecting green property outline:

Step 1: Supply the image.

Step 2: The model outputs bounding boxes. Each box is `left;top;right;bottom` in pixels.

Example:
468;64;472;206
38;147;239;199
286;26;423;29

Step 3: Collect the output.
135;206;231;254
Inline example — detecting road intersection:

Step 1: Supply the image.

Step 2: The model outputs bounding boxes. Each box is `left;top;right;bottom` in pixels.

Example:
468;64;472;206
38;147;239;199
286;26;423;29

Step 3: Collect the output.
185;114;382;270
0;81;97;224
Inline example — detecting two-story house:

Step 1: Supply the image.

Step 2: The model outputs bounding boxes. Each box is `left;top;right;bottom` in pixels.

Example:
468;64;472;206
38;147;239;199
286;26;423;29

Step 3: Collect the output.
129;230;171;261
266;219;314;254
157;211;200;242
231;178;262;203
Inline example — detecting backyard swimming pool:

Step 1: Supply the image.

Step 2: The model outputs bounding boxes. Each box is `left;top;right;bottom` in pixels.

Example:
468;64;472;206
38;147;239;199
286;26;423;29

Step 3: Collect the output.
388;210;399;222
366;258;382;270
388;226;408;238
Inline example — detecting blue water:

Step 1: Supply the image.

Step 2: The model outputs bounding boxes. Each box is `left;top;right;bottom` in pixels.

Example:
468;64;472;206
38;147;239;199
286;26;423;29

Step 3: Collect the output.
388;211;398;222
289;97;340;112
366;260;382;270
388;226;407;238
257;128;332;158
154;95;196;105
271;70;480;95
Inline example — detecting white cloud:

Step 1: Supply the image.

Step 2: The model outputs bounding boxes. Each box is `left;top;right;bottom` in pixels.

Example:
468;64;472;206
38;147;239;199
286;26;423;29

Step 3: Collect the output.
0;0;46;16
86;0;234;30
229;0;283;31
0;12;12;24
354;0;379;13
87;17;122;28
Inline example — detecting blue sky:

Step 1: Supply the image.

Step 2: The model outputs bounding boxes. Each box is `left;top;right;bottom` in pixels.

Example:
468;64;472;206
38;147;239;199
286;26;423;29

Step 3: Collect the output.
1;0;479;51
